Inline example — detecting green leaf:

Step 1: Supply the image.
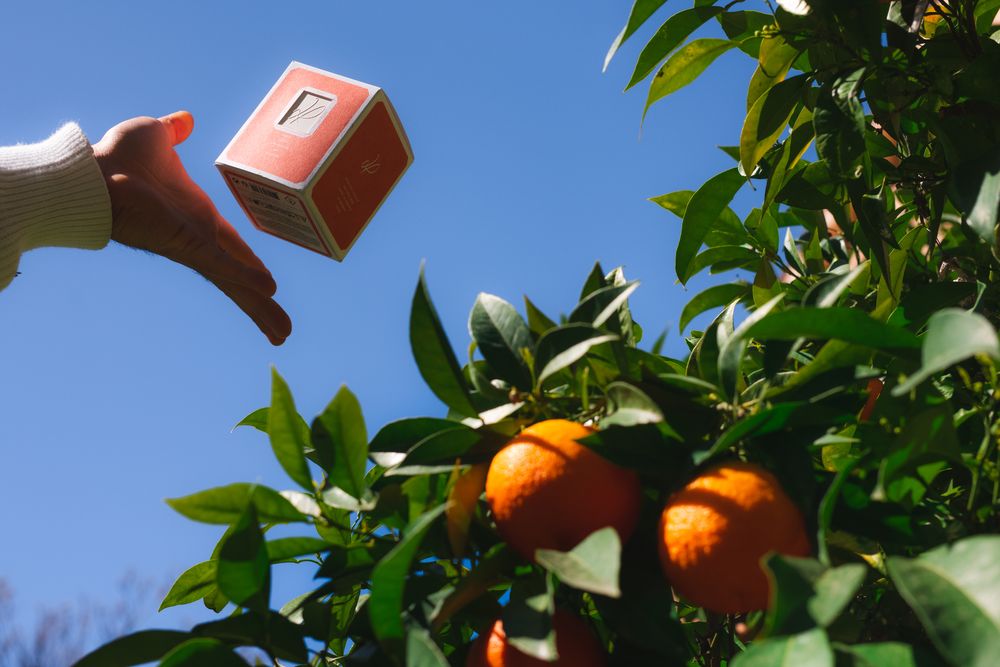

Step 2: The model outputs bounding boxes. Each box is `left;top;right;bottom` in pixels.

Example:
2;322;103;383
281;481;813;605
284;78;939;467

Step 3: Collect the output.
834;641;945;667
533;324;618;388
71;630;194;667
581;423;687;474
267;368;313;491
570;281;640;329
644;39;737;117
502;574;557;661
312;385;369;498
216;503;270;613
731;628;834;667
158;639;249;667
160;561;217;611
395;426;482;466
410;268;478;418
524;296;557;335
745;308;921;350
369;504;448;654
469;293;534;390
166;483;306;525
604;0;669;71
602;381;664;427
762;555;867;636
676;168;746;282
233;407;268;433
893;309;1000;394
266;537;330;561
814;71;867;178
953;153;1000;245
626;5;724;89
741;74;809;177
369;417;468;467
887;536;1000;667
746;35;801;110
192;612;308;662
406;628;449;667
579;261;608;300
718;293;786;400
679;283;750;333
688;245;760;277
878;405;962;507
535;527;622;598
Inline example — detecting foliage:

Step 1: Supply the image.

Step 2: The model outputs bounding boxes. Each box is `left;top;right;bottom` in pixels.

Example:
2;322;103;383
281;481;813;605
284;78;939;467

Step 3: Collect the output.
78;1;1000;665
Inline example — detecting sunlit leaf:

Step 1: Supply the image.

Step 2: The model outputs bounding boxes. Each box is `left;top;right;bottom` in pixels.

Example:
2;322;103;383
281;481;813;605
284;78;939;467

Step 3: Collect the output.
644;39;737;117
887;536;1000;667
676;168;746;282
410;268;478;418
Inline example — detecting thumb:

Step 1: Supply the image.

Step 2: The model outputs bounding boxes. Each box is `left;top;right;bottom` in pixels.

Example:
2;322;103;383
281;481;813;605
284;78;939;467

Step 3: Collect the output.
158;110;195;146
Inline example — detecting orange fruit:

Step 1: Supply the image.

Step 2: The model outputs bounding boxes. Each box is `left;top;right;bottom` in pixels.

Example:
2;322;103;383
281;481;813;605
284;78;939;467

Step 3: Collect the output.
658;462;811;614
485;419;641;560
465;609;607;667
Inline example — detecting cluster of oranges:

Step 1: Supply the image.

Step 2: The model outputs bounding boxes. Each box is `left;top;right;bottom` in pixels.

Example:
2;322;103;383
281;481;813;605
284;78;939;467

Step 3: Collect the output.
464;419;811;666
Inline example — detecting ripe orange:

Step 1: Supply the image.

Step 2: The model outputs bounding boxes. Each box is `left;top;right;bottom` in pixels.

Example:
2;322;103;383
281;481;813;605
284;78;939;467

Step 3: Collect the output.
658;462;811;614
465;609;607;667
485;419;641;561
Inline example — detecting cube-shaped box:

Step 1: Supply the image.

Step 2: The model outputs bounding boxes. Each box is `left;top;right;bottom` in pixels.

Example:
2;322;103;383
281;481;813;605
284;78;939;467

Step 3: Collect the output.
216;62;413;259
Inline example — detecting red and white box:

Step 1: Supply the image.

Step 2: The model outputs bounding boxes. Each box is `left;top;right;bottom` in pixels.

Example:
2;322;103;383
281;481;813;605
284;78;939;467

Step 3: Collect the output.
216;62;413;259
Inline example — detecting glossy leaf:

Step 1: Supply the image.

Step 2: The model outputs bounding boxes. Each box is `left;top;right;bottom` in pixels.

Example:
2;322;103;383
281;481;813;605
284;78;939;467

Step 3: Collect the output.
410;268;478;418
676;168;746;282
369;504;448;654
524;295;557;335
741;74;808;177
233;407;268;433
166;483;306;525
745;307;921;350
502;574;557;661
731;628;834;667
265;536;330;561
216;504;269;613
834;642;944;667
604;0;669;71
746;34;801;109
533;324;618;388
406;628;449;667
535;527;622;598
569;280;640;329
469;292;534;389
894;308;1000;394
626;5;724;89
887;536;1000;667
191;612;308;662
644;39;737;117
312;385;368;498
267;368;313;491
763;555;867;636
71;630;194;667
158;639;249;667
160;561;217;611
678;282;749;333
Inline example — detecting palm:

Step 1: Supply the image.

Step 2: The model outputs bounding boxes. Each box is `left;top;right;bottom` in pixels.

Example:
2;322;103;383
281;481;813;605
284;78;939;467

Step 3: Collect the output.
94;112;291;345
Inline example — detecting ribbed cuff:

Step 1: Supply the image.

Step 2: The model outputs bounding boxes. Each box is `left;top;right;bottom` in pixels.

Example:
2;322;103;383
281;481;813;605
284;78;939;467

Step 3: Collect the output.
0;123;112;289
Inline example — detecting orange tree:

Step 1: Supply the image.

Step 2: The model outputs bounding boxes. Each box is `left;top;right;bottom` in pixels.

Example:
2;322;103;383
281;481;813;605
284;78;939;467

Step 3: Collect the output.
77;1;1000;665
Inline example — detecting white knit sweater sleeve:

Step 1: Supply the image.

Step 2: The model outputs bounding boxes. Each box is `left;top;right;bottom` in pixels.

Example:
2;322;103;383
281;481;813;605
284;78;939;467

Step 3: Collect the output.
0;123;113;290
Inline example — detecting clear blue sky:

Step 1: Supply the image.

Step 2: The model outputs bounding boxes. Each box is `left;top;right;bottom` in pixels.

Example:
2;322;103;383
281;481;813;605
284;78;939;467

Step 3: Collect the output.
1;0;757;635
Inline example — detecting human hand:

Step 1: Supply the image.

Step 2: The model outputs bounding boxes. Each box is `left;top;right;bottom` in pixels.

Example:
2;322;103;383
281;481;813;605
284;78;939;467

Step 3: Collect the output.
93;111;291;345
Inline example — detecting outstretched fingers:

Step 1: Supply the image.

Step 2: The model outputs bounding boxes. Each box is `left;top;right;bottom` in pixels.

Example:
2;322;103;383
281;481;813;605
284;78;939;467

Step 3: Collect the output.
213;278;292;345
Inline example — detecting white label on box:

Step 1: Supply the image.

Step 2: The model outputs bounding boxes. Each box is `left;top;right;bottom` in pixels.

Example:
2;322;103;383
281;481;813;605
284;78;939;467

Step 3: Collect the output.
225;173;327;253
276;88;338;137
